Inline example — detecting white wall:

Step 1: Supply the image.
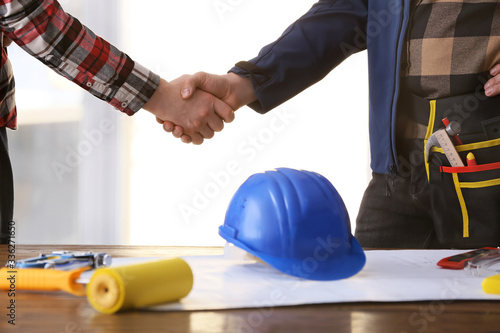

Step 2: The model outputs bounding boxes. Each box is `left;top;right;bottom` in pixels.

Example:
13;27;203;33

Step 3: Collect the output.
121;1;371;246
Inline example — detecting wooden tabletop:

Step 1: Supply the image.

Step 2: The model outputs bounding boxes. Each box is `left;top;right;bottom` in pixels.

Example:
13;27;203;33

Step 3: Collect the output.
1;245;499;333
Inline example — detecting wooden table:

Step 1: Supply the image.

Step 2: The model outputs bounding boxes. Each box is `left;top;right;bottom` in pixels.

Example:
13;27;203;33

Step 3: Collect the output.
1;245;499;333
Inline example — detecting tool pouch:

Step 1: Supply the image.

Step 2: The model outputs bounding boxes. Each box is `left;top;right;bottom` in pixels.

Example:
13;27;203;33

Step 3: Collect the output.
427;137;500;248
401;90;500;248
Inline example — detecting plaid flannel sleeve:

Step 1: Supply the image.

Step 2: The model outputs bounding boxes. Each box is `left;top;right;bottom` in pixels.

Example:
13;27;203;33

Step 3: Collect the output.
0;0;160;115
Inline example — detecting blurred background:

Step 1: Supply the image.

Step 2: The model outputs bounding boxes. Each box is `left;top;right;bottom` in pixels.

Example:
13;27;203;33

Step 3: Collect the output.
8;0;370;245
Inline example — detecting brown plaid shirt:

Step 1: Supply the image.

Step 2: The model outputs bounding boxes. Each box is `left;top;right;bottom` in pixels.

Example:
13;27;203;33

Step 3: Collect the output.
402;0;500;99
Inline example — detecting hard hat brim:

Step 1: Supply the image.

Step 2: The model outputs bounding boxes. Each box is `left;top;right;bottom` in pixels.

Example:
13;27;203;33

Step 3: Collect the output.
219;226;366;281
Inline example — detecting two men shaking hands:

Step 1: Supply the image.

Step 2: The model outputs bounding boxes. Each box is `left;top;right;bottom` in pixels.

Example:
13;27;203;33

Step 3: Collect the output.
144;72;257;145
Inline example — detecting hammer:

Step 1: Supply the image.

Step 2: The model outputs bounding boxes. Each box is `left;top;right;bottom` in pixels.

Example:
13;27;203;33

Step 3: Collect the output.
425;121;464;167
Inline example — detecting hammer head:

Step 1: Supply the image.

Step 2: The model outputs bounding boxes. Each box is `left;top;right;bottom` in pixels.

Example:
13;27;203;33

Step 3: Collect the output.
446;121;461;137
425;121;461;162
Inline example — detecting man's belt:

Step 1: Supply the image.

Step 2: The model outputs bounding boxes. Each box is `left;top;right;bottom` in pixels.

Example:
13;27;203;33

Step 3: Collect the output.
400;90;500;143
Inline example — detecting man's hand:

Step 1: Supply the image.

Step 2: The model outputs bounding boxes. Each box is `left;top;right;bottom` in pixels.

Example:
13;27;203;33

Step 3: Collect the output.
485;64;500;97
162;72;256;143
143;76;235;145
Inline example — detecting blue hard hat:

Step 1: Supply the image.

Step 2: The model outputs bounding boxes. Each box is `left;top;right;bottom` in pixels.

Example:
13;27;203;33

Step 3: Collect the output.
219;168;365;281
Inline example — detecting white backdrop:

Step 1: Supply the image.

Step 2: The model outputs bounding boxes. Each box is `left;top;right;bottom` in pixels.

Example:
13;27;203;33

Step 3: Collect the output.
121;1;371;245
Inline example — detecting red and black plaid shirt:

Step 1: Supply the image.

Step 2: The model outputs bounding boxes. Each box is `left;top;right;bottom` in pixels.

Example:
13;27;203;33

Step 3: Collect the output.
0;35;15;128
0;0;160;129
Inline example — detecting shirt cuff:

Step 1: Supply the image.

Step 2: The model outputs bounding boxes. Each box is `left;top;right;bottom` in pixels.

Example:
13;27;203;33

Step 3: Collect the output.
110;61;161;115
229;63;267;114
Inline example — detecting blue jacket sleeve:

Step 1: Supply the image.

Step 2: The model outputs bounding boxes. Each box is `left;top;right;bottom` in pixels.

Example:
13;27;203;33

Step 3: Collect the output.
230;0;368;113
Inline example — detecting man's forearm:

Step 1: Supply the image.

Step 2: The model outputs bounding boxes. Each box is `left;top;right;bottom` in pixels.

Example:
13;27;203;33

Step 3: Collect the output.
0;0;159;115
229;0;368;113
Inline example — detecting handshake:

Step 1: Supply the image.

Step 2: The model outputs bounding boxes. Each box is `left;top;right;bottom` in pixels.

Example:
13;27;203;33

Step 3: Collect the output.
143;72;256;145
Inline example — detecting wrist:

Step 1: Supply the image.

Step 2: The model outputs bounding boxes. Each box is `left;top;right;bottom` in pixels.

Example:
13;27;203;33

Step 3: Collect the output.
143;78;169;116
225;73;257;109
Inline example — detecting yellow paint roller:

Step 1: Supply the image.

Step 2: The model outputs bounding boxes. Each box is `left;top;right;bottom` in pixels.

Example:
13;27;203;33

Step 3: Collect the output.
86;258;193;314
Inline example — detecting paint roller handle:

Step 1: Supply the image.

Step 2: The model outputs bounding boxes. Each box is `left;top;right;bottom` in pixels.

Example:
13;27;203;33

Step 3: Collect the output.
0;267;87;296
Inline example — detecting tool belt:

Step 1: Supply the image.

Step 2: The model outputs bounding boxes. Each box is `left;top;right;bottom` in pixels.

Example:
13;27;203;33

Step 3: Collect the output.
401;90;500;248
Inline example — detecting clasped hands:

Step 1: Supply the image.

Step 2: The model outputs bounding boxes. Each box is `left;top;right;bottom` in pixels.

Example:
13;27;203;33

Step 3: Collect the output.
146;63;500;145
143;72;255;145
